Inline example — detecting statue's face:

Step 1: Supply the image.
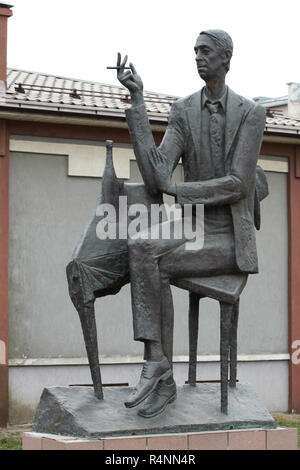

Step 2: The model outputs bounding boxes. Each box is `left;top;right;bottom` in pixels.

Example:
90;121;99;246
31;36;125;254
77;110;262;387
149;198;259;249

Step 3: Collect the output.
194;34;227;81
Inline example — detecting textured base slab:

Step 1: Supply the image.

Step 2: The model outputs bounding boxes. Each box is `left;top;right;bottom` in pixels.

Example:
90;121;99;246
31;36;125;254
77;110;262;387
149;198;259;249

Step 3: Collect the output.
33;383;276;438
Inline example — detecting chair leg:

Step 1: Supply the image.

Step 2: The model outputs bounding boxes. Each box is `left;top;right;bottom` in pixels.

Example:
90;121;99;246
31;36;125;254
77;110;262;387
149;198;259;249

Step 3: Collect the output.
188;292;201;386
77;301;104;400
220;302;234;414
66;261;103;400
230;300;239;388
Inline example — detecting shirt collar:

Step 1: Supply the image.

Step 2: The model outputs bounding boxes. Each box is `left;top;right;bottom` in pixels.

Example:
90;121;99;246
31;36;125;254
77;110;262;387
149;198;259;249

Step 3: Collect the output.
202;86;228;112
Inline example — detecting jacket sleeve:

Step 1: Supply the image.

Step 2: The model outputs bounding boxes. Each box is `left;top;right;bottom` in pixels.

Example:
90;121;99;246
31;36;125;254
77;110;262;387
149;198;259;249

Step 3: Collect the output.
175;104;266;205
125;101;185;195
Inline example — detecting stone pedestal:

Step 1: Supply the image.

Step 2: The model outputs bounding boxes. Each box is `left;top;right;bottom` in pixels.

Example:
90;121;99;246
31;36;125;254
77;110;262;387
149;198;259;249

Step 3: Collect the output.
32;383;276;438
23;427;298;450
25;383;298;450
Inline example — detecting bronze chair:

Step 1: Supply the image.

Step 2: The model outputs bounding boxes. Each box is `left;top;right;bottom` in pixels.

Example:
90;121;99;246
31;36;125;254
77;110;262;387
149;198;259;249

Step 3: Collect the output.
67;141;267;414
172;274;247;414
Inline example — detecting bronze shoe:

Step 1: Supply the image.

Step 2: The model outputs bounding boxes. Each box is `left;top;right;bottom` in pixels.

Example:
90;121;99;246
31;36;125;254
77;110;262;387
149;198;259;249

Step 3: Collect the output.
124;356;172;408
137;378;177;418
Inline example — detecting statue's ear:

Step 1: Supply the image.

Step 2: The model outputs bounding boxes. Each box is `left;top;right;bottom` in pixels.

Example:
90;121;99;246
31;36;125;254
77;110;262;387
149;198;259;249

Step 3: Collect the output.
222;49;232;72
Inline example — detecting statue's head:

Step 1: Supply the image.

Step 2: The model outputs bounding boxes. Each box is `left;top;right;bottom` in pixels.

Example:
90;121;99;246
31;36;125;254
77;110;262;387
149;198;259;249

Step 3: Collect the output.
195;29;233;81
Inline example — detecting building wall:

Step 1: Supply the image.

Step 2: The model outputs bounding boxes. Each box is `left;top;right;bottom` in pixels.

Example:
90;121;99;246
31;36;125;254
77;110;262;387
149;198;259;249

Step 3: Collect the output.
8;361;288;425
7;136;289;423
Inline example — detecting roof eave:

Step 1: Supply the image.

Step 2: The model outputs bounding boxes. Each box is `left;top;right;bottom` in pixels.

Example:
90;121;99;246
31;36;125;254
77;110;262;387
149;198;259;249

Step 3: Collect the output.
1;103;300;140
0;101;169;122
0;105;168;131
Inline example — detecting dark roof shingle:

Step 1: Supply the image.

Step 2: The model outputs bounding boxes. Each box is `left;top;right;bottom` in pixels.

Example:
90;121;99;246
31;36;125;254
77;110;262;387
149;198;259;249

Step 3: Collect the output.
2;68;300;133
5;68;177;119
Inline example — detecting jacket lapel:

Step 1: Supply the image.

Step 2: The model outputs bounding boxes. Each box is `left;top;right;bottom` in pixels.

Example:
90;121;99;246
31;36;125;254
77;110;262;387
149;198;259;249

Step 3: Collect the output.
185;90;202;158
185;87;245;163
225;88;245;159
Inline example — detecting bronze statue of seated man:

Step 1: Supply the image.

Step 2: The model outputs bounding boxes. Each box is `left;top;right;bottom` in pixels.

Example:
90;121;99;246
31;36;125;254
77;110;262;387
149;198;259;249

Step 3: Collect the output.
115;29;266;417
67;29;267;419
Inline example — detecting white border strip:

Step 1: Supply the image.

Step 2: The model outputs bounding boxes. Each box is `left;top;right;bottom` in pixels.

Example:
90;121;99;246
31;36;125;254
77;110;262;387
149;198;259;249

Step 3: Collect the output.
10;138;289;177
9;138;135;179
0;340;6;365
9;353;290;367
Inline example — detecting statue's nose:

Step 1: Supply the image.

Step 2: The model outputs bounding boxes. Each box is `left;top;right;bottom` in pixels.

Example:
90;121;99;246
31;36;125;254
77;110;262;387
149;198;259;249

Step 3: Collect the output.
195;49;202;60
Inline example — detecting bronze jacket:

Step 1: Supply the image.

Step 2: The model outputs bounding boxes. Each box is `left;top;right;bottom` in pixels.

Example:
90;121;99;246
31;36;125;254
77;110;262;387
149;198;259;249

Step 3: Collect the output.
125;87;266;274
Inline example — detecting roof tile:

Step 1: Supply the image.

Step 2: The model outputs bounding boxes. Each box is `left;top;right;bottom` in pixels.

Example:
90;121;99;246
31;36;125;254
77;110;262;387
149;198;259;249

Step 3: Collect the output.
5;68;176;118
3;68;300;132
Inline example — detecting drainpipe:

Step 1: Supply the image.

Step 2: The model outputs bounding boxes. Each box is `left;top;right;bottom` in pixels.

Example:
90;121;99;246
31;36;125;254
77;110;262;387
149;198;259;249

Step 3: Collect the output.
0;2;12;427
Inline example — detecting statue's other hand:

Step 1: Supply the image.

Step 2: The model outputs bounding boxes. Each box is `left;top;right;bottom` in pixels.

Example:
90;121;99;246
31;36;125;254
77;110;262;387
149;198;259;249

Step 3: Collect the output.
116;53;143;96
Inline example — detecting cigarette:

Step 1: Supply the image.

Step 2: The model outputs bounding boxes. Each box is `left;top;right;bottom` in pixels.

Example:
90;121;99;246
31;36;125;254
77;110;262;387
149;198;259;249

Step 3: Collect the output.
107;66;131;70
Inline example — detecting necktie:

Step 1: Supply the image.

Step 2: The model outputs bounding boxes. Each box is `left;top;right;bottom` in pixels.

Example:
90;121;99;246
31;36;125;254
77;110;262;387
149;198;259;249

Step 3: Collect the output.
206;102;225;177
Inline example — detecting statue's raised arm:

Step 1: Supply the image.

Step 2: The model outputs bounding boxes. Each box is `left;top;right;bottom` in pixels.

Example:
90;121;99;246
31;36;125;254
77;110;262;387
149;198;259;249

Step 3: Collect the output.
116;53;183;196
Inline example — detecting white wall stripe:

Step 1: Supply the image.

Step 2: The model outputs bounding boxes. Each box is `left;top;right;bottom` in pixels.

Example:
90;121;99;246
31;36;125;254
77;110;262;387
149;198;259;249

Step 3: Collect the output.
0;340;6;365
9;353;290;367
10;138;289;178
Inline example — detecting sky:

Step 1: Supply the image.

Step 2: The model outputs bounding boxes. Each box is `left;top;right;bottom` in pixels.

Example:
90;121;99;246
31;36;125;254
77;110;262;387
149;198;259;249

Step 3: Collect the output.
6;0;300;100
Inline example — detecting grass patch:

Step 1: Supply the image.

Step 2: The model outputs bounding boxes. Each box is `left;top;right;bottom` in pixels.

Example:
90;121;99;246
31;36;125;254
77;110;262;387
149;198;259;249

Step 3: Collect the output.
274;417;300;450
0;437;22;450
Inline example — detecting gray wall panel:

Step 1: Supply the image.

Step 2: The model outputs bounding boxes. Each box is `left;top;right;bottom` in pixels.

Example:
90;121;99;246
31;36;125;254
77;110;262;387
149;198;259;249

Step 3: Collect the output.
8;360;289;424
9;150;288;359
